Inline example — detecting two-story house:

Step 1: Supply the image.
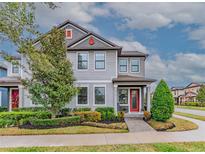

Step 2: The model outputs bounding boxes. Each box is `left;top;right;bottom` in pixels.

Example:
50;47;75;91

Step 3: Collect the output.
0;20;156;116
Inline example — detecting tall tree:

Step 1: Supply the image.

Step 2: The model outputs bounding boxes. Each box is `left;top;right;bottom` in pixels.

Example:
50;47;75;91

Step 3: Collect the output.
151;80;174;121
0;3;77;116
196;85;205;104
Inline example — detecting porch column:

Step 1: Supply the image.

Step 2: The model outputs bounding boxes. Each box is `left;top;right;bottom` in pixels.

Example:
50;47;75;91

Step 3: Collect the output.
146;86;151;112
114;84;118;114
18;85;23;108
8;88;12;112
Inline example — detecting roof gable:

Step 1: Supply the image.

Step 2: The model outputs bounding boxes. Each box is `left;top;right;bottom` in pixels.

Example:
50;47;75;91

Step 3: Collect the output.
68;33;121;50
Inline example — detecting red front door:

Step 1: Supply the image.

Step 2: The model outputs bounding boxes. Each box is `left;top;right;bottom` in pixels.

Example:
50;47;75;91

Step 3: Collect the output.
11;89;19;109
130;89;140;112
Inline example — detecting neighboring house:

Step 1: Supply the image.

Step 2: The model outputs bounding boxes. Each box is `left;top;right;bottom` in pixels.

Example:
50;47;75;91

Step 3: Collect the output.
171;82;205;104
0;20;156;116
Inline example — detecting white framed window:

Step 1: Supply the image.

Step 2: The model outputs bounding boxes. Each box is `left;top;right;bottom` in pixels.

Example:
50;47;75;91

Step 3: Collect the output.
95;53;105;70
77;86;88;106
130;59;140;73
119;58;128;73
118;89;128;105
11;62;20;74
77;53;88;70
0;91;2;107
94;85;106;105
65;29;72;39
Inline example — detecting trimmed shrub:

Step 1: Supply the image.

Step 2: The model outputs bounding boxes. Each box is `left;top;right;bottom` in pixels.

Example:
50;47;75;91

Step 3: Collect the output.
117;111;125;121
0;111;52;126
95;107;115;121
0;119;14;128
73;107;91;112
12;107;47;112
151;80;174;122
72;111;101;122
0;107;7;112
24;116;81;129
59;108;72;117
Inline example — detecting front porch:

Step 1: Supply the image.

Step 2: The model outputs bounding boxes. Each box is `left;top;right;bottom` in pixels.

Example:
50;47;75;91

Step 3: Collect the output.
113;75;156;117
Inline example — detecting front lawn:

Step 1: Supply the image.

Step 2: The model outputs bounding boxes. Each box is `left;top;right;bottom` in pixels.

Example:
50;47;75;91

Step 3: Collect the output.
174;112;205;121
147;117;198;132
0;125;128;136
175;105;205;111
1;142;205;152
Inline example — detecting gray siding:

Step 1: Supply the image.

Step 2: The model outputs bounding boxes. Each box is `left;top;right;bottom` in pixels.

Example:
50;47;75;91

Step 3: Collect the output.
67;50;117;80
66;82;114;110
118;57;145;77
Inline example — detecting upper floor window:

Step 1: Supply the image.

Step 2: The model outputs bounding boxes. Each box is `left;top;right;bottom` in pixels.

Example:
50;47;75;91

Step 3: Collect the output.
131;59;140;73
119;58;128;72
95;53;105;70
65;29;72;39
78;53;88;70
12;63;19;74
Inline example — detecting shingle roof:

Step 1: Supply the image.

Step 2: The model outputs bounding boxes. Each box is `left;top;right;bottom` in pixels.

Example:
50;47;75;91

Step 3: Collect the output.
112;75;156;83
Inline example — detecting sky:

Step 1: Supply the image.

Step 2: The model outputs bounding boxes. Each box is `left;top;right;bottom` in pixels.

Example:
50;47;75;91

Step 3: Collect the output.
2;2;205;89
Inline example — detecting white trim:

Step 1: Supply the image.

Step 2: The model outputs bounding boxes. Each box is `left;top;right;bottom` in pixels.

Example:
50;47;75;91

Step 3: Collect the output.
130;58;140;73
117;87;141;113
94;51;106;71
119;58;128;73
70;35;113;48
76;84;89;106
75;80;112;83
93;84;106;106
115;51;118;78
65;29;73;40
0;91;2;107
76;52;89;71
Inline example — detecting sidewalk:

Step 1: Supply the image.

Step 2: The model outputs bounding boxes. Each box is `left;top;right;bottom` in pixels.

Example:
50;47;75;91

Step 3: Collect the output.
0;115;205;148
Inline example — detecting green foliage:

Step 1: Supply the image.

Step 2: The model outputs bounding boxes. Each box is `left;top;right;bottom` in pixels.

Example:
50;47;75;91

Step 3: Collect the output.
151;80;174;121
27;116;81;128
24;28;78;117
196;85;205;104
180;102;205;107
0;107;7;112
0;111;52;126
95;107;115;121
117;111;125;121
0;119;14;128
72;111;101;122
73;108;91;112
12;107;47;112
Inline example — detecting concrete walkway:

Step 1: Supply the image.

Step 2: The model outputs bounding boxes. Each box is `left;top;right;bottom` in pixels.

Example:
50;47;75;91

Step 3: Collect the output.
175;107;205;116
0;115;205;148
125;117;155;132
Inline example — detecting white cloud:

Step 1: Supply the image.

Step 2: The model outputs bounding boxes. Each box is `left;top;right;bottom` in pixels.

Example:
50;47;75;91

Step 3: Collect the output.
35;3;108;32
105;3;205;31
110;38;148;53
188;27;205;48
146;53;205;86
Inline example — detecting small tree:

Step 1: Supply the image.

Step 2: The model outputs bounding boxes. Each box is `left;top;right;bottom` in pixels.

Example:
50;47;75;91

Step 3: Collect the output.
24;28;78;117
196;85;205;104
151;79;174;121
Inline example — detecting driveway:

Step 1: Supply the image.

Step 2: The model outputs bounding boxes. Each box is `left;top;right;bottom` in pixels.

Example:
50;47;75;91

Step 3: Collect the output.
0;115;205;148
175;107;205;116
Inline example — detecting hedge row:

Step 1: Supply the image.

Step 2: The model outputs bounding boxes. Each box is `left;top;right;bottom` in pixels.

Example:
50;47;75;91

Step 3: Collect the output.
71;111;101;122
0;111;52;126
20;116;81;129
180;102;205;107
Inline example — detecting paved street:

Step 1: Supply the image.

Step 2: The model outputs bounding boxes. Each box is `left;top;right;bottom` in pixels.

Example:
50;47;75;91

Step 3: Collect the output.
175;107;205;116
0;115;205;148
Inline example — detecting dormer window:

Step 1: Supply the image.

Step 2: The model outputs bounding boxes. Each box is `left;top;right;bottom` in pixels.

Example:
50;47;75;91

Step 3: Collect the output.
65;29;72;39
12;63;19;74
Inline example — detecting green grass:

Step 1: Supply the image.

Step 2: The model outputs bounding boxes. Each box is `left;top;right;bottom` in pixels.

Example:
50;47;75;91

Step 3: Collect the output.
175;105;205;111
0;125;128;136
147;117;198;132
1;142;205;152
174;112;205;121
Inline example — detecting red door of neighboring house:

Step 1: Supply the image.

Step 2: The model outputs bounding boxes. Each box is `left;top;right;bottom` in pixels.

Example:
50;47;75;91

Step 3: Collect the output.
130;89;140;112
11;89;19;109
